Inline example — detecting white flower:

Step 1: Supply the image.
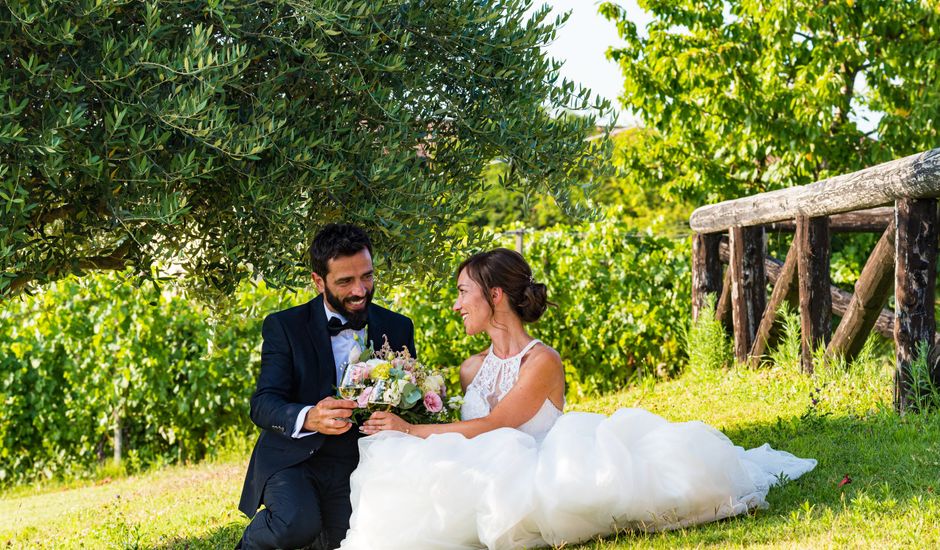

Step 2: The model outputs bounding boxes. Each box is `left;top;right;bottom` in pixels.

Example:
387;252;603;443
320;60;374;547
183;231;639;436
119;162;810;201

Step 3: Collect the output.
383;379;408;404
447;395;465;409
347;345;362;365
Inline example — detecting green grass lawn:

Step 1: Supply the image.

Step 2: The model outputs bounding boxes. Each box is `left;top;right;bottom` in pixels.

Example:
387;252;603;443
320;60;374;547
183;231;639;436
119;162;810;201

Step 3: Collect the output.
4;352;940;549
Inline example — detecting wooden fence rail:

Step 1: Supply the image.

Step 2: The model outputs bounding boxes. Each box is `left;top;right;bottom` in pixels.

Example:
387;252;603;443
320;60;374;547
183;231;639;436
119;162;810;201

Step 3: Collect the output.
690;149;940;233
690;148;940;412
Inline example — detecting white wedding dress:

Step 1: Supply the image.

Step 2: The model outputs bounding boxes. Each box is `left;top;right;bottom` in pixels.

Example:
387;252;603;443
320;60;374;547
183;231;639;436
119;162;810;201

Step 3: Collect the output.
339;340;816;549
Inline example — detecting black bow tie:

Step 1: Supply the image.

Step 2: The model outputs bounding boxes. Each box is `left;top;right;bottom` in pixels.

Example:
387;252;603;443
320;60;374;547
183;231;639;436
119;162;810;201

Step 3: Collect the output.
327;316;367;336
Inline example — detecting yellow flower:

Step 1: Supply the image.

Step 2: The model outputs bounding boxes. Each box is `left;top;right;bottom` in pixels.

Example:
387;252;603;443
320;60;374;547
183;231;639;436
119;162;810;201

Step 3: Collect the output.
368;359;392;380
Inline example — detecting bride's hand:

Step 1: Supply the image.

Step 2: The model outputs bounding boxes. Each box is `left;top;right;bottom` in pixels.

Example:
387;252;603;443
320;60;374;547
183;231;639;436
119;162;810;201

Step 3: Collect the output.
361;411;413;435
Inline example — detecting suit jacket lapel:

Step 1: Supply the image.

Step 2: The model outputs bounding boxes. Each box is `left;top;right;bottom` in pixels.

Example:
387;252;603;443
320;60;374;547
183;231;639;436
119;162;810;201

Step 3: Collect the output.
305;295;338;395
366;304;387;354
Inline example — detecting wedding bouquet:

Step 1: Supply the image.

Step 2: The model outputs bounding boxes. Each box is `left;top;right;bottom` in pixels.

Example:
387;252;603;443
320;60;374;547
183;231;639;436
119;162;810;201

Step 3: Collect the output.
339;336;460;424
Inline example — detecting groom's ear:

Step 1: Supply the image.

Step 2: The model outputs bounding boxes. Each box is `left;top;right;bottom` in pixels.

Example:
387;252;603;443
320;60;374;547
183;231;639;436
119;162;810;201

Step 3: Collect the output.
311;272;326;294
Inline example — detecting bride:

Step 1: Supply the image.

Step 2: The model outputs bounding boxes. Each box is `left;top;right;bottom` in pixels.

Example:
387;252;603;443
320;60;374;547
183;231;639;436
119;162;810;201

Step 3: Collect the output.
340;248;815;549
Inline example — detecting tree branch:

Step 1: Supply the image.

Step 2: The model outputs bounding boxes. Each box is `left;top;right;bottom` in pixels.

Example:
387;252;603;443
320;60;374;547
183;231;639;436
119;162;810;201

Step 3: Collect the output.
35;204;79;225
793;31;815;43
32;200;109;226
77;239;136;271
2;240;136;300
831;64;860;134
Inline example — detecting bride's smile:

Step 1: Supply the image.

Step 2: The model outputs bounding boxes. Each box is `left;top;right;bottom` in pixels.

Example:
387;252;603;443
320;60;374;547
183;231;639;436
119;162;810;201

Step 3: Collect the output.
453;270;489;335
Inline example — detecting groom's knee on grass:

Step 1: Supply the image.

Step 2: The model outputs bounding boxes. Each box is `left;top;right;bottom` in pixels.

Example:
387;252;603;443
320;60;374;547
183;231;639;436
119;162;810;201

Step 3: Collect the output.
267;505;322;549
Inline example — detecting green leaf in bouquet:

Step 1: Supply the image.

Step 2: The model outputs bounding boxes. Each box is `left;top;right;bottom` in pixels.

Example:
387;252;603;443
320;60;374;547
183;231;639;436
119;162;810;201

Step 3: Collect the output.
399;382;422;410
351;406;371;424
359;341;373;362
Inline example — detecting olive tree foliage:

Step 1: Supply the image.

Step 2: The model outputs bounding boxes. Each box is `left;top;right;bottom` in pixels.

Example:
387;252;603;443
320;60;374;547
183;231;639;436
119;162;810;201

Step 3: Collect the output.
601;0;940;204
0;0;612;298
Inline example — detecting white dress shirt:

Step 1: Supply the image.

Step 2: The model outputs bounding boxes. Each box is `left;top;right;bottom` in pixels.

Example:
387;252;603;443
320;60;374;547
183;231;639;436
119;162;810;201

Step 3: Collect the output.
291;302;367;438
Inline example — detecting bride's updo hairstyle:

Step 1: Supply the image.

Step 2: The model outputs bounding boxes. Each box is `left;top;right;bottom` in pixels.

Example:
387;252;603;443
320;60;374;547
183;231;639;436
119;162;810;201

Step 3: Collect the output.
456;248;552;323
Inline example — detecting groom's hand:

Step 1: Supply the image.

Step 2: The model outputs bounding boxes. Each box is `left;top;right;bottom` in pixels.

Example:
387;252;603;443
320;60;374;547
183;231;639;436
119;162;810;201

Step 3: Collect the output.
303;397;357;435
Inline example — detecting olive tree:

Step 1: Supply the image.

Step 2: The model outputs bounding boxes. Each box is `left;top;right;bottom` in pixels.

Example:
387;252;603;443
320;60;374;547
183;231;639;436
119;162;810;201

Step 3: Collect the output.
0;0;612;297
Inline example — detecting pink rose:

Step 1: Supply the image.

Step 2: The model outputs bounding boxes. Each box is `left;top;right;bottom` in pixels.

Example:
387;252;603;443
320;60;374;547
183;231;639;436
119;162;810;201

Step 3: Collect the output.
423;391;443;413
351;366;367;384
357;387;374;408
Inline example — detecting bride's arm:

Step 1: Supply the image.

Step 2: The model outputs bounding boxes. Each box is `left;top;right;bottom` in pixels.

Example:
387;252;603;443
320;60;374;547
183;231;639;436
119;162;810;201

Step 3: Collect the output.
362;346;564;438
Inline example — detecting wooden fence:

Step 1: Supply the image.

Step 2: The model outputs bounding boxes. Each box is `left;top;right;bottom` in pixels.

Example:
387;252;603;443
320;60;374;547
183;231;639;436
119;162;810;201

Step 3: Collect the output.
689;148;940;412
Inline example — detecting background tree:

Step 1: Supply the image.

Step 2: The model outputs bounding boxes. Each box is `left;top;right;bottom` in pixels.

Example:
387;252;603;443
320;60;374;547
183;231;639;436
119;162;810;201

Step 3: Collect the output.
601;0;940;204
0;0;612;298
468;127;690;235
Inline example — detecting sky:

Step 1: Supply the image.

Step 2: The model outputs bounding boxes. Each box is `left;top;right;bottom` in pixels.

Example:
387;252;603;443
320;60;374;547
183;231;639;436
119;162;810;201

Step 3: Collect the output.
535;0;649;127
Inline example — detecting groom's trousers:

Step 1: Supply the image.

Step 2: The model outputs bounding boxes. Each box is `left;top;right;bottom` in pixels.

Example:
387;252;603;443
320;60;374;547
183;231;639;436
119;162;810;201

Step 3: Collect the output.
239;453;357;550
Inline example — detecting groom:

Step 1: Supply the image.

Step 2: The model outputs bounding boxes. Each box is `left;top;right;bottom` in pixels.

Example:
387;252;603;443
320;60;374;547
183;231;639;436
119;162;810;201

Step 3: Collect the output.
237;223;416;550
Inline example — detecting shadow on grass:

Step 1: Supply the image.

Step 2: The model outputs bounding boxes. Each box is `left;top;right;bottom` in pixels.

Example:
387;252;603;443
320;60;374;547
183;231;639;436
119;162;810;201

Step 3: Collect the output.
722;407;940;503
149;521;245;550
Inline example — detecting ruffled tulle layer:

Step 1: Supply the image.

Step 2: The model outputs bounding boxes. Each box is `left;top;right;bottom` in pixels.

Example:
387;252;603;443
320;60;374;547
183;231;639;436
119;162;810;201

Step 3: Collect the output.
340;409;816;549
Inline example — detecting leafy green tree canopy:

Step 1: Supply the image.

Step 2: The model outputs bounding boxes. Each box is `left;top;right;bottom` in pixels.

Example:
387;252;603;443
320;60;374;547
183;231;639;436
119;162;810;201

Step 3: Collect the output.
1;0;612;297
602;0;940;203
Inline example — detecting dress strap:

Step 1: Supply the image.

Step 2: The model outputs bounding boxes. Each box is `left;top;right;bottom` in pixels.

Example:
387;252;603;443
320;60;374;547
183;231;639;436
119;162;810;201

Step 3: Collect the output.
518;339;541;359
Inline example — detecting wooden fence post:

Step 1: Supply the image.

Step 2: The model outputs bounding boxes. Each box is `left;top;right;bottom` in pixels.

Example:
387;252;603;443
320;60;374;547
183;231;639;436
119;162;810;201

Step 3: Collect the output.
692;232;723;321
507;229;525;254
113;410;122;465
827;220;896;362
797;215;831;373
721;240;897;340
715;267;733;333
729;226;766;363
749;239;799;365
894;198;938;412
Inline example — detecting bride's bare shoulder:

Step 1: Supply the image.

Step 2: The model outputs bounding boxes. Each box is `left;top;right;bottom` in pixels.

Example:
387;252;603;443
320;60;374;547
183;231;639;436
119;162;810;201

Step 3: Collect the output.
526;342;562;367
459;349;489;388
519;342;564;384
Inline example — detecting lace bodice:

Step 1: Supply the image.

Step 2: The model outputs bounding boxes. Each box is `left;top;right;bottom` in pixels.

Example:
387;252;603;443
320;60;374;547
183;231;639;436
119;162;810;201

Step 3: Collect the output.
460;339;563;441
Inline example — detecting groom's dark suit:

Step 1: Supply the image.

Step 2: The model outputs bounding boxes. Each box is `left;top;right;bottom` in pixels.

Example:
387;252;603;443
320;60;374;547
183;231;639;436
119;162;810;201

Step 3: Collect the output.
238;294;415;549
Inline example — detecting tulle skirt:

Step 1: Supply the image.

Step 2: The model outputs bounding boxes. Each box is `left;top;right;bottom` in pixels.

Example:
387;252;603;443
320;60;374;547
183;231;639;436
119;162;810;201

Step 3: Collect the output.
339;408;816;549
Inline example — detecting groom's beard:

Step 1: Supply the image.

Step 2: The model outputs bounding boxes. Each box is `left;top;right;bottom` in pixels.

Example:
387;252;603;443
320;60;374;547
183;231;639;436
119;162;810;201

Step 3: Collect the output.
325;285;373;328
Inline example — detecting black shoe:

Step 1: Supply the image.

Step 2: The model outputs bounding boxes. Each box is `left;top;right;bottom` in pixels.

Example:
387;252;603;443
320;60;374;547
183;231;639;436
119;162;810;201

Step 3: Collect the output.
302;530;331;550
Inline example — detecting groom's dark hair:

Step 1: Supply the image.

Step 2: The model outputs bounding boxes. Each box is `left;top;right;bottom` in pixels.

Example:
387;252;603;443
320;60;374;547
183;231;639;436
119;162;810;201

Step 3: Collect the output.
309;223;374;277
